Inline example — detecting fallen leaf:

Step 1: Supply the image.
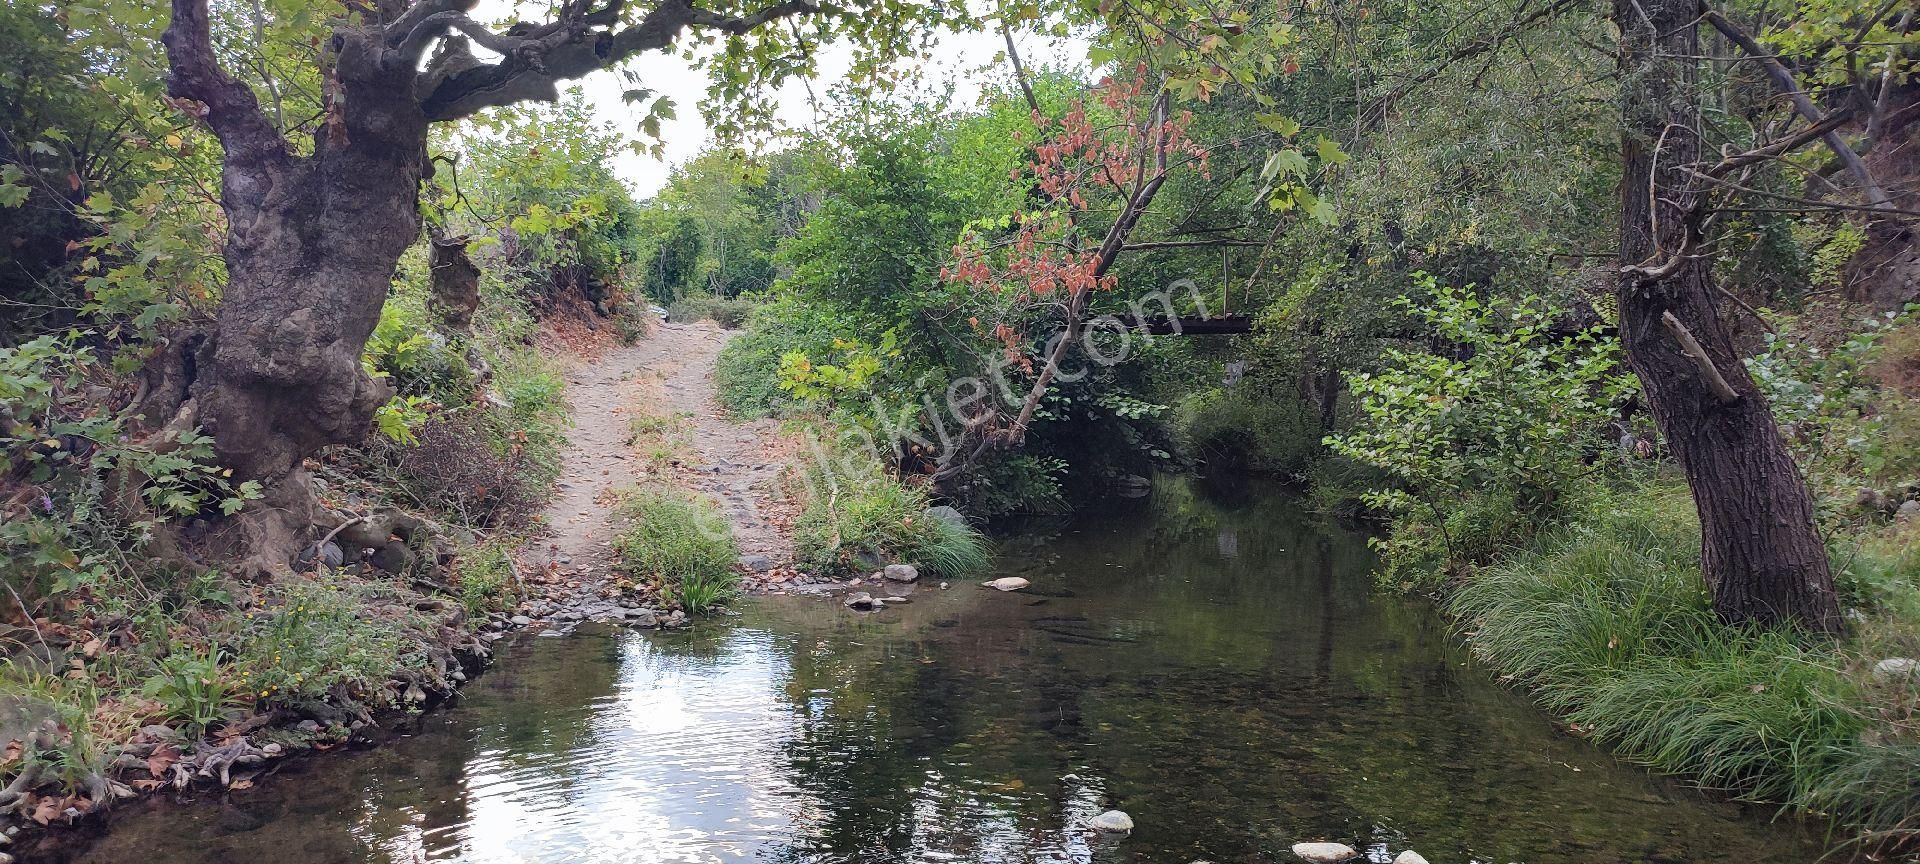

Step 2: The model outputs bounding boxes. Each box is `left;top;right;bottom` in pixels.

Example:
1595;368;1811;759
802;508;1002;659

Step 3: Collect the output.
147;742;179;778
30;795;64;825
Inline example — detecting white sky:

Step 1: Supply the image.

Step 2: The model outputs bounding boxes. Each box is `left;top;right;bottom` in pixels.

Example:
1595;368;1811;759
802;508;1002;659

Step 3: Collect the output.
471;2;1089;197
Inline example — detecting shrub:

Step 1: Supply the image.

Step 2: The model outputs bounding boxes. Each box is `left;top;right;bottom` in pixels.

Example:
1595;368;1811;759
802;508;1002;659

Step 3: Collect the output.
714;295;842;417
668;294;756;328
612;485;740;612
1326;279;1635;576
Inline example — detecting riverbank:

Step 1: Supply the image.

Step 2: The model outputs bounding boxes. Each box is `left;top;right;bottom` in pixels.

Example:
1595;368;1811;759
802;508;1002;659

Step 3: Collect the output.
1356;473;1920;857
35;476;1824;864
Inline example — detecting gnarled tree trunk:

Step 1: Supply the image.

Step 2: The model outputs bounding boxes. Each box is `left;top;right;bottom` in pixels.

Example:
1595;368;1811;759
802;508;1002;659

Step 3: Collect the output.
1613;0;1842;633
168;16;425;482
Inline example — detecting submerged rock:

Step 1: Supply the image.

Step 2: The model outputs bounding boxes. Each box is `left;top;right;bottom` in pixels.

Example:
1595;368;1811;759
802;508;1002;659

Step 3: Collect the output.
982;577;1030;592
883;564;921;583
1291;842;1358;863
1393;851;1430;864
844;592;876;610
1089;810;1133;833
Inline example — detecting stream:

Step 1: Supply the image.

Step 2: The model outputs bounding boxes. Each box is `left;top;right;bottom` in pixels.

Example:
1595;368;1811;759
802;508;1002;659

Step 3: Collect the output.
53;477;1819;863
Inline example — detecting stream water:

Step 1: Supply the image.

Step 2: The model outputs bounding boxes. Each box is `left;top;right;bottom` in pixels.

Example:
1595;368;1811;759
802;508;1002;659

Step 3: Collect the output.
53;477;1820;864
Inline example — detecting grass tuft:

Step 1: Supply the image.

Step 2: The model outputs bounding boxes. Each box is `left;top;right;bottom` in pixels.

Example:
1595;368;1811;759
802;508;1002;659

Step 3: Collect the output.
612;484;740;612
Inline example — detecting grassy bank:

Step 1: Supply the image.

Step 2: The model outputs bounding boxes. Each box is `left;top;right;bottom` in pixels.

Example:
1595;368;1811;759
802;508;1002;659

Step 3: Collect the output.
1447;480;1920;853
785;434;991;579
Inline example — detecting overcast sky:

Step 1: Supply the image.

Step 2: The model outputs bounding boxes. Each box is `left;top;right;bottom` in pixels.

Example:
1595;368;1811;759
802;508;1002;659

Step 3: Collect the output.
471;2;1090;198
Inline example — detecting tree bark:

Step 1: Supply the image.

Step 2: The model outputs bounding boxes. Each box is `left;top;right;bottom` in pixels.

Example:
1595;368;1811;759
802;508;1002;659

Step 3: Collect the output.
1613;0;1842;632
165;12;426;483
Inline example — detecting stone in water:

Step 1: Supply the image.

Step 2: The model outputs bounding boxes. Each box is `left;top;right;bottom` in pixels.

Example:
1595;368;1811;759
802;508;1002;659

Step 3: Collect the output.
982;577;1030;592
1393;852;1430;864
1292;843;1358;863
1089;810;1133;833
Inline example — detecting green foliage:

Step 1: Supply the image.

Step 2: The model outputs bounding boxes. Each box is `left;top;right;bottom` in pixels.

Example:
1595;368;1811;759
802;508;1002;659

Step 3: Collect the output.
236;580;427;707
2;332;259;598
141;647;239;739
792;435;991;577
1326;279;1635;576
1177;387;1323;474
454;539;523;616
668;295;758;328
715;295;843;417
612;485;740;613
1747;308;1920;504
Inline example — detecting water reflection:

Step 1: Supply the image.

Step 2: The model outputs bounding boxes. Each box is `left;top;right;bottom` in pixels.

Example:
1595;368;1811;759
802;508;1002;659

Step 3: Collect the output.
58;477;1817;864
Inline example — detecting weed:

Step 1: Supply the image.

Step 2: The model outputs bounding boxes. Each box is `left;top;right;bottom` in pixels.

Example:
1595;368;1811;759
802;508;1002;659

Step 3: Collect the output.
1450;481;1920;848
140;646;238;739
791;439;992;578
454;539;523;615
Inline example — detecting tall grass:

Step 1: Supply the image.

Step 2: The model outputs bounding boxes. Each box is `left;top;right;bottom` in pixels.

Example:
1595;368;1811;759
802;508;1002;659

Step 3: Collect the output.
1450;481;1920;851
612;484;740;612
791;440;992;578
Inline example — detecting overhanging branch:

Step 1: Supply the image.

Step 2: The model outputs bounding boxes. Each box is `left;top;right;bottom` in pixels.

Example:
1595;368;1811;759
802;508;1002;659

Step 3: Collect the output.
417;0;832;120
1701;4;1893;207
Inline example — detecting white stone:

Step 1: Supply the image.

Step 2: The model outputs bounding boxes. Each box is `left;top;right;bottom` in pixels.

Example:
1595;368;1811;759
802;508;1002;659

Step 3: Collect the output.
1291;843;1359;863
1089;810;1133;833
982;577;1031;592
1872;657;1919;681
883;563;921;583
1393;851;1430;864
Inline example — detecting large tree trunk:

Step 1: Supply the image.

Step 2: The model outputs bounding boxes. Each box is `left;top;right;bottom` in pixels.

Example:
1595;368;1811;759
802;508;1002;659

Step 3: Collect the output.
165;12;427;573
193;31;426;483
1613;0;1842;633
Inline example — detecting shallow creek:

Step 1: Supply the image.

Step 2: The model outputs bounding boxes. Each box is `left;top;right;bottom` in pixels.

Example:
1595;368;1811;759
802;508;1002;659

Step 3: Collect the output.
54;477;1818;863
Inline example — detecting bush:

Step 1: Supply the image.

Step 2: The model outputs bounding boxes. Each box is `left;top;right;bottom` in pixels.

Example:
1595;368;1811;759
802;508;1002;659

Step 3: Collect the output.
714;294;843;417
668;294;756;328
1176;386;1323;474
1326;279;1635;576
612;485;740;612
791;437;991;578
1451;482;1920;849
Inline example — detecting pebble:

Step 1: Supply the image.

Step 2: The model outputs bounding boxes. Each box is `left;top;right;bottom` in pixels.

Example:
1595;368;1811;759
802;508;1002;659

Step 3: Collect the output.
1292;843;1359;863
1089;810;1133;833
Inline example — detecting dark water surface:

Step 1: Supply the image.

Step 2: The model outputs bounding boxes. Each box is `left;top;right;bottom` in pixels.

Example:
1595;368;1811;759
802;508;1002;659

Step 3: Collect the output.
60;478;1819;864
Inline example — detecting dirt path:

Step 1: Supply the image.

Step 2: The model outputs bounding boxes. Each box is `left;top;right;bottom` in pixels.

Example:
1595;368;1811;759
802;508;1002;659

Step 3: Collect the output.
527;321;796;611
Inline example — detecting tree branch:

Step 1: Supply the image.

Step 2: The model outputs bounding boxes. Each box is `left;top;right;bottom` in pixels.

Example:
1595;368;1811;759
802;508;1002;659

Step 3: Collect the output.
1701;4;1892;207
162;0;287;163
1661;310;1741;403
1119;238;1266;251
420;0;830;120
